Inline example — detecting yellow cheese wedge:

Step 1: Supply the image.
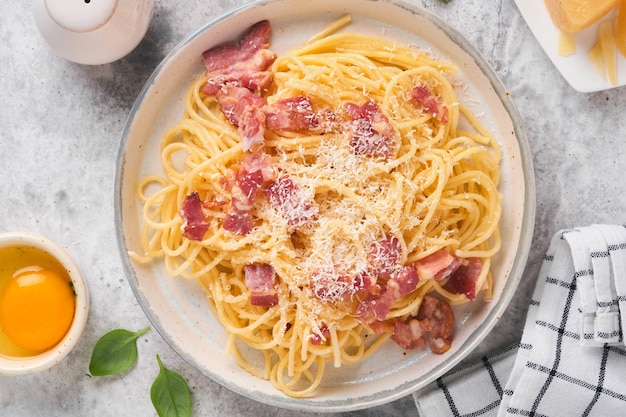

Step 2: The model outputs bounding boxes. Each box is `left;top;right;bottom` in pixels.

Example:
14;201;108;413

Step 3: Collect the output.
588;37;607;80
615;0;626;57
588;21;618;84
599;20;618;85
544;0;619;32
557;30;577;55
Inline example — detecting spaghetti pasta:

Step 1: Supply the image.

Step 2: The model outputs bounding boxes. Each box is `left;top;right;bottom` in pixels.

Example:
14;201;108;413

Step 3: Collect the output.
131;16;501;397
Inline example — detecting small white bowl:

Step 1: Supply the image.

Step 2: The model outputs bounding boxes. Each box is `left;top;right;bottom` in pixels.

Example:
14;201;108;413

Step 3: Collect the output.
0;232;89;375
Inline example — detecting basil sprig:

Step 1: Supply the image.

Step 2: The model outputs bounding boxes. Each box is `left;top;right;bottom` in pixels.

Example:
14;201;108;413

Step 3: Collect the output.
88;327;150;376
89;327;193;416
150;355;192;417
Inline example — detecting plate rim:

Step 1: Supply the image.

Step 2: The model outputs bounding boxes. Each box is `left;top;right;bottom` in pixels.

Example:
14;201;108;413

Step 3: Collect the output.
114;0;536;411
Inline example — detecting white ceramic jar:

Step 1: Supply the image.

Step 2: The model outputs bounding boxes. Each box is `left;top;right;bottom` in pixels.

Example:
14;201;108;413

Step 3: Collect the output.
33;0;154;65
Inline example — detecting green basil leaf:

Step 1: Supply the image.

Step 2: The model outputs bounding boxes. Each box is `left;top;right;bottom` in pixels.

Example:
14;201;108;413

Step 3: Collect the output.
150;355;192;417
88;327;150;376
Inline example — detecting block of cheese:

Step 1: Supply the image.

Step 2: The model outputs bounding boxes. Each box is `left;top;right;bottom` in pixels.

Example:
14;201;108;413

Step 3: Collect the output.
544;0;619;32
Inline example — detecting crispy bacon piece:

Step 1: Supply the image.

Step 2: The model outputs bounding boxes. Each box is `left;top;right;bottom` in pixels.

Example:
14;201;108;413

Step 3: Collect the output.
415;249;463;281
351;234;402;297
265;96;338;133
310;270;354;302
353;270;378;294
223;152;276;235
180;191;209;241
354;238;457;354
310;324;331;345
222;210;253;236
309;235;406;307
414;249;481;299
201;21;277;151
354;234;406;321
201;20;277;95
368;234;402;278
214;84;265;128
391;295;454;354
244;263;278;306
392;317;429;350
411;84;448;123
345;101;395;158
356;265;419;324
442;257;482;300
367;319;395;335
265;96;318;131
419;295;455;353
214;84;267;152
387;265;420;298
264;175;317;227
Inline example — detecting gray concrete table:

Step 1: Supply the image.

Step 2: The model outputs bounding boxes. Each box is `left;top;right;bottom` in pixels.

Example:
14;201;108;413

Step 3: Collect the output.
2;0;625;416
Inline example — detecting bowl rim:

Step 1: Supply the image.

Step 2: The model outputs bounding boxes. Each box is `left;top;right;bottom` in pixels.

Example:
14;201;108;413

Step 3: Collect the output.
114;0;536;411
0;232;89;375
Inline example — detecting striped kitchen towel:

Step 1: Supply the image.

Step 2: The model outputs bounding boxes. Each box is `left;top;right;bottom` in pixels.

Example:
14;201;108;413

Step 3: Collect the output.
413;224;626;417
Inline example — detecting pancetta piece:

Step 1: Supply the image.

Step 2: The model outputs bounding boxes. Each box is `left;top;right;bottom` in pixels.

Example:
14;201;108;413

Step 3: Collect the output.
310;270;355;302
411;84;448;123
418;295;455;353
265;96;318;131
310;324;331;345
223;152;276;235
201;21;277;151
265;96;338;134
345;101;395;158
353;240;460;354
180;191;209;241
263;175;317;227
391;295;455;354
415;249;463;281
367;234;402;278
355;234;411;322
214;84;267;152
222;210;254;236
356;265;419;323
391;317;429;350
201;20;277;95
309;235;408;308
442;257;483;300
352;270;378;294
244;263;278;306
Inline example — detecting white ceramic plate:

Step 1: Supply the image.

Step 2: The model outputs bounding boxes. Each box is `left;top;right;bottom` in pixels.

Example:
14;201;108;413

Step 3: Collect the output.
115;0;535;411
514;0;625;93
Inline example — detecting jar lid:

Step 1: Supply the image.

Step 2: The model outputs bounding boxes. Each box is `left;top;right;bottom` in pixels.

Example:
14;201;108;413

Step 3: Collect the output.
45;0;118;33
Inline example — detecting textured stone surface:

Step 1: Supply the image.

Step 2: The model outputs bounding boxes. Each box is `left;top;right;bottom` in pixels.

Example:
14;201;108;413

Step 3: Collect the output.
2;0;626;415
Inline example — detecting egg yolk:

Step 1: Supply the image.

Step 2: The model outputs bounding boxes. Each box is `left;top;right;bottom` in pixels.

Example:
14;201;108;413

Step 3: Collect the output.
0;268;75;352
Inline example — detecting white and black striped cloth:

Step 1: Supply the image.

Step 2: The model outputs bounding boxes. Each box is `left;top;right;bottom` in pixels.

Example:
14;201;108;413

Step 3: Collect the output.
413;224;626;417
